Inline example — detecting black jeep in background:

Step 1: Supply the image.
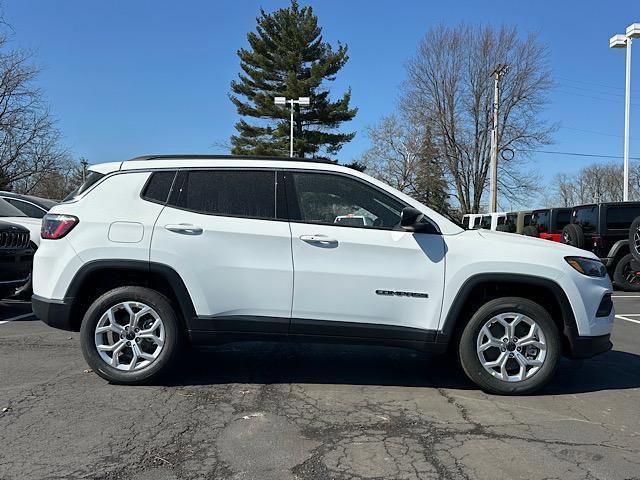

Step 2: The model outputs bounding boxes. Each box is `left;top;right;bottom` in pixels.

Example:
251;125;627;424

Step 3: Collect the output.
0;221;33;299
562;202;640;290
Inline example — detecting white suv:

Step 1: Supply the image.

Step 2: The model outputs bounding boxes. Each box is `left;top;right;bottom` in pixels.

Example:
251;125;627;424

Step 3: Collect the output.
32;155;615;395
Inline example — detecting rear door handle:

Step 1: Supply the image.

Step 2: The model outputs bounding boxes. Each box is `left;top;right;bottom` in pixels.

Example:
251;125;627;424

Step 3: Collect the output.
164;224;203;235
299;234;338;245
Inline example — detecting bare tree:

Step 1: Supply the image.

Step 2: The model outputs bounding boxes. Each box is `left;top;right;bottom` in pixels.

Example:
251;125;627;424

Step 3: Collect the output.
0;18;70;194
403;24;555;213
359;113;449;213
550;162;626;206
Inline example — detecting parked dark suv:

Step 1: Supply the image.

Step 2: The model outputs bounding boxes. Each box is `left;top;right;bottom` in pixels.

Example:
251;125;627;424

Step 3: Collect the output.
0;221;33;299
562;202;640;290
523;208;571;242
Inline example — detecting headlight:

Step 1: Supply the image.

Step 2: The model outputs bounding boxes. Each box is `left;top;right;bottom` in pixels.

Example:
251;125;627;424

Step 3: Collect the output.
565;256;607;277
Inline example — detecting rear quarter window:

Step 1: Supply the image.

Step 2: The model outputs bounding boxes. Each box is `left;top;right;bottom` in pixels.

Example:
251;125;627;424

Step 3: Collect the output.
141;171;176;204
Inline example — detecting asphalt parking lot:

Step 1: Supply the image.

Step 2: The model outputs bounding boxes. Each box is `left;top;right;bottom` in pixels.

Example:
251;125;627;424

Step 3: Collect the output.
0;296;638;480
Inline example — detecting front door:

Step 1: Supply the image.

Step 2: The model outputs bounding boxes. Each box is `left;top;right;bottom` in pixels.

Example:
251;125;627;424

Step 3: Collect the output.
285;170;446;338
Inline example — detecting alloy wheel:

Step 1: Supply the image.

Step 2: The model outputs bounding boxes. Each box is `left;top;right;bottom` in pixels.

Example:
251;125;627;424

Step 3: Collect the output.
476;312;547;382
94;301;165;371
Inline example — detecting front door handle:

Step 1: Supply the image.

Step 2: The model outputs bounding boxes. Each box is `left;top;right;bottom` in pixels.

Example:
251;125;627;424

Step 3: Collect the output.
164;224;203;235
299;234;338;245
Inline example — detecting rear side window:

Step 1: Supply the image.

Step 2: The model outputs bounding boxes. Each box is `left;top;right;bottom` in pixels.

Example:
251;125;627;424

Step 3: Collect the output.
169;170;281;220
141;171;176;204
480;215;491;229
606;206;640;229
4;198;45;218
533;210;550;233
573;205;598;232
473;216;482;228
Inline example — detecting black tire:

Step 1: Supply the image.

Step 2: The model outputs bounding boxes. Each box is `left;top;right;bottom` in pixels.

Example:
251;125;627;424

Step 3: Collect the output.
495;224;511;232
628;217;640;262
458;297;561;395
523;225;539;237
613;253;640;292
80;286;183;384
561;223;585;249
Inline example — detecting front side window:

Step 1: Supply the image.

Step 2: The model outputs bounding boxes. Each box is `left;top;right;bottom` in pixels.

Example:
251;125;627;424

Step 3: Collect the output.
288;172;406;230
169;169;282;220
480;215;491;229
555;210;571;231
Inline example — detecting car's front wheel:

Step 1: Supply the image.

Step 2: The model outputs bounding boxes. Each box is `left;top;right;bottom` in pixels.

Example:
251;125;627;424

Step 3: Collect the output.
613;253;640;292
458;297;561;395
80;286;183;384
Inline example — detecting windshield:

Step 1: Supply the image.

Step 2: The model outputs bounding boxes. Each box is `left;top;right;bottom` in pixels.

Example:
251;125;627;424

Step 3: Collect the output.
0;197;27;217
63;171;105;202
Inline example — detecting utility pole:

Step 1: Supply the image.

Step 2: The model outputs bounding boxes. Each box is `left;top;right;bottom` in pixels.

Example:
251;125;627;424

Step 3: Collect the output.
489;64;509;213
79;158;89;182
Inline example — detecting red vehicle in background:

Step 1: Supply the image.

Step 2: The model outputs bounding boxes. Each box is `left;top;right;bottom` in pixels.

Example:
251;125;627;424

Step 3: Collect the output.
523;208;572;242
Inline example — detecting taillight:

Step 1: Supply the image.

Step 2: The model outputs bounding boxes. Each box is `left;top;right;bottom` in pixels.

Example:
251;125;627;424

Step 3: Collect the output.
41;214;79;239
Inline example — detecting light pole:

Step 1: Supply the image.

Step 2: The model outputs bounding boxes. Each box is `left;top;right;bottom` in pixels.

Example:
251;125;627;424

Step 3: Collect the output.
610;23;640;202
489;64;509;213
274;96;310;157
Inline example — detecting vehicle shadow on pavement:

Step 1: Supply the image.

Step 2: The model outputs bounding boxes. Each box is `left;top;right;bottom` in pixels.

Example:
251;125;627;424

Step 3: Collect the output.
158;342;640;395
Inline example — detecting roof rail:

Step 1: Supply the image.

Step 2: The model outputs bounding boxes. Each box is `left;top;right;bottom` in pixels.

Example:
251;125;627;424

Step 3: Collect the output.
126;154;337;165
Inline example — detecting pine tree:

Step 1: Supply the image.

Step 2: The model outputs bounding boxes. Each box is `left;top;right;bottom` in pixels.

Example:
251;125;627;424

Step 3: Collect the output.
230;0;357;158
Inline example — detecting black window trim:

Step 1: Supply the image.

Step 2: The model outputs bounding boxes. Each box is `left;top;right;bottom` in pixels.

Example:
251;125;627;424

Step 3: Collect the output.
283;168;441;234
163;167;289;223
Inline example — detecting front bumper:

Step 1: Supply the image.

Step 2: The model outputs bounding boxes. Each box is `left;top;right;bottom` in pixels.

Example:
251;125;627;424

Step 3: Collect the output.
31;294;74;330
565;333;612;359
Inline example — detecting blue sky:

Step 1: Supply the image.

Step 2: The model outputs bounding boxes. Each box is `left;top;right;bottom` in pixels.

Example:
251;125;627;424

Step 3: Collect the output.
5;0;639;203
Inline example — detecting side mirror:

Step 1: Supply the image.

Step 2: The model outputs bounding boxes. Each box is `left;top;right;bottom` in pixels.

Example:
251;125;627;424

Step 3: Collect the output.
401;207;426;231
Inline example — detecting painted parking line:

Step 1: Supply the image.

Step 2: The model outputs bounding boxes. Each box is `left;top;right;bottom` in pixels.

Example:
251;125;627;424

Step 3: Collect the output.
615;314;640;325
0;312;34;325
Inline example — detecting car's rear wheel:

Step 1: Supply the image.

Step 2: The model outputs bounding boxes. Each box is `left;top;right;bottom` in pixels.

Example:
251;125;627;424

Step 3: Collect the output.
613;253;640;292
495;224;511;232
522;225;539;237
628;217;640;262
80;286;183;384
458;297;561;395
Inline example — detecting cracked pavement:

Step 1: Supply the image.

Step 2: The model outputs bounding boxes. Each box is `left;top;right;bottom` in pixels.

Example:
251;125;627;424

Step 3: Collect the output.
0;297;639;480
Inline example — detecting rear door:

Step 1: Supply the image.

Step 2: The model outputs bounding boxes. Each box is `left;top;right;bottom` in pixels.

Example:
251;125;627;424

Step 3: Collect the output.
285;170;445;337
150;169;293;331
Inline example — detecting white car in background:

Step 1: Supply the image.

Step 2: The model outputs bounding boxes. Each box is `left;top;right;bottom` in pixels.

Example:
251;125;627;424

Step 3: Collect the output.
0;198;42;248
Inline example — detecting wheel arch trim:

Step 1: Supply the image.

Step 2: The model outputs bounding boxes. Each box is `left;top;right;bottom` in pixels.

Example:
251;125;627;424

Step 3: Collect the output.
64;259;197;325
437;273;578;344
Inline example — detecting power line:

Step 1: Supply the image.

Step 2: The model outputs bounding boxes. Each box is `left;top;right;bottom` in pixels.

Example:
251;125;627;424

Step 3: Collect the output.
556;88;640;107
525;149;640;161
556;75;640;95
559;126;640;141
